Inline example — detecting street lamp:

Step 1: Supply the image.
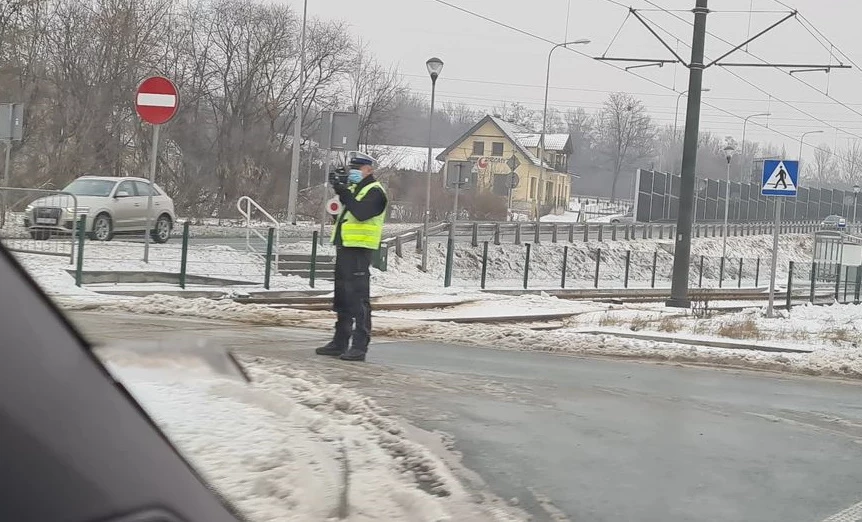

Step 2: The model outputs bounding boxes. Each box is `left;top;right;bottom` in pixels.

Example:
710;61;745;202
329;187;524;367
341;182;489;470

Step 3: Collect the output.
421;56;444;273
740;112;770;185
854;184;860;228
721;144;735;264
538;38;590;221
286;0;309;224
673;88;711;140
798;130;824;166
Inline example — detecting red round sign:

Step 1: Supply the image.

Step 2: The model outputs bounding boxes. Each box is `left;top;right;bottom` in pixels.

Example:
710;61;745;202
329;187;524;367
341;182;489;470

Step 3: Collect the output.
326;197;343;215
477;157;488;169
135;76;179;125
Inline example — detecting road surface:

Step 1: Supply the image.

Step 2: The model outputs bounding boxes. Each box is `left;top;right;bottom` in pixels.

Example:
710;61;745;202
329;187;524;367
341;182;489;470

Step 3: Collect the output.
73;311;862;522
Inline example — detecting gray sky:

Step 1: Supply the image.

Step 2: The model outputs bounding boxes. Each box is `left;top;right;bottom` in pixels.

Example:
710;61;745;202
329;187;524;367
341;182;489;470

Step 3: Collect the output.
287;0;862;162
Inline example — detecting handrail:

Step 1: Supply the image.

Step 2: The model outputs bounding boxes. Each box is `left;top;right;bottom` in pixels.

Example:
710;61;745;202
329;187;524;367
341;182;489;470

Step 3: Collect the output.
237;196;279;268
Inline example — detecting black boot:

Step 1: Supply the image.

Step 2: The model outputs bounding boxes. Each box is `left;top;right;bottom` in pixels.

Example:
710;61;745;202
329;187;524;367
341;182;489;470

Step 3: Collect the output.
315;342;346;357
317;313;352;356
339;348;366;362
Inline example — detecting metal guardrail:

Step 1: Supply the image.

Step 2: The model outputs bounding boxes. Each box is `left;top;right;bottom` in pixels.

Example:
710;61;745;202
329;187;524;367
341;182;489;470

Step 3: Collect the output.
0;187;79;263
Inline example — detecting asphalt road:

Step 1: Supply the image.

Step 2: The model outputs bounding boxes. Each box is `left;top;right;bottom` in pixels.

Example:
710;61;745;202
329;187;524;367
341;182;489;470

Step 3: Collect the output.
73;311;862;522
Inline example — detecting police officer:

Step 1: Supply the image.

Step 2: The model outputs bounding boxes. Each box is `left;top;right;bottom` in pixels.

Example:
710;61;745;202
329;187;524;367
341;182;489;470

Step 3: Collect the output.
316;152;387;362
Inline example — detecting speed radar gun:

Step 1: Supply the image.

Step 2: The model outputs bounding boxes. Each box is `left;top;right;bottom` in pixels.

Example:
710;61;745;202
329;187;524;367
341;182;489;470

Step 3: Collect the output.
324;151;372;216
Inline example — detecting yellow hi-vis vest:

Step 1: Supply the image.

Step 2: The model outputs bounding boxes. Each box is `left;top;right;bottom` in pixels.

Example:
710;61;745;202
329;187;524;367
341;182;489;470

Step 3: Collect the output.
331;181;386;249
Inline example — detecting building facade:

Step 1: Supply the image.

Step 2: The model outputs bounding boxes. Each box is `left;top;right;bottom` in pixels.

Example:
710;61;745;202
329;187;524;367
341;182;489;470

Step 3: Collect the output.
436;115;573;219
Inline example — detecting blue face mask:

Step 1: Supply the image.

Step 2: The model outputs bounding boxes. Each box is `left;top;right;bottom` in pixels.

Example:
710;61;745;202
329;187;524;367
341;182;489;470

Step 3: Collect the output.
348;169;363;184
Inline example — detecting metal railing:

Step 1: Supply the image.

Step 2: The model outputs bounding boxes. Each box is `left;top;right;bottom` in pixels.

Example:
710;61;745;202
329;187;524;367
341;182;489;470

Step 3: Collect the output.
237;196;279;266
388;220;821;250
0;187;79;263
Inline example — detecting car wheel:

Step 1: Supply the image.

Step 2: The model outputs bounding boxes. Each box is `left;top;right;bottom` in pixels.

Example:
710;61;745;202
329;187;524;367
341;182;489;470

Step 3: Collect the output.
90;213;113;242
29;230;51;241
151;215;172;244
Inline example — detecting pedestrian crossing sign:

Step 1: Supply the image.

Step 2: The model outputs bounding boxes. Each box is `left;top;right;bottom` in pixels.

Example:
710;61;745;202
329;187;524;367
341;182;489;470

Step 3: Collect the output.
761;159;799;197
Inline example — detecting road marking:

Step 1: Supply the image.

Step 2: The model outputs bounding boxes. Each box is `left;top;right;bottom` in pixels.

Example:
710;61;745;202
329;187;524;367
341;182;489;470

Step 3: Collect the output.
822;500;862;522
136;93;177;107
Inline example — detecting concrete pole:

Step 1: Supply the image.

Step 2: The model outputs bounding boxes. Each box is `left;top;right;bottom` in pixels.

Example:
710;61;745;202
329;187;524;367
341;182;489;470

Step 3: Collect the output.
722;157;731;262
286;0;308;225
667;0;709;308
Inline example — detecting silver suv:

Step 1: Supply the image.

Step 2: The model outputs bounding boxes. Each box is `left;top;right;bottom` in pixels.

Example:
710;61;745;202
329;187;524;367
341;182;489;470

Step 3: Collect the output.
25;176;176;242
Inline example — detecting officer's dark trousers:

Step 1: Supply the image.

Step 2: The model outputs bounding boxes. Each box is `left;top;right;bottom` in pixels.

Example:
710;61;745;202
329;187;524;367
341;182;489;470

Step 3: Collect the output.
332;246;373;352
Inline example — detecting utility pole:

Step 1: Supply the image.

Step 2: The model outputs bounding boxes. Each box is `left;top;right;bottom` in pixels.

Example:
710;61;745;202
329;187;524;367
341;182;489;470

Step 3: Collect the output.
286;0;309;225
595;2;850;307
667;0;709;308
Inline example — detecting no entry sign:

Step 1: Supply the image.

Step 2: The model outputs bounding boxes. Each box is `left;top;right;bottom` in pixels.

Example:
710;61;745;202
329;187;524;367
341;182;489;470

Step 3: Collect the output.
135;76;178;125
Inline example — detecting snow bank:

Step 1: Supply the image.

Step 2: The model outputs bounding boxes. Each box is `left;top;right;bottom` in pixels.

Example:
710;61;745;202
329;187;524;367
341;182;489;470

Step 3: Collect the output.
86;293;862;381
7;241;312;299
101;352;522;521
379;234;814;290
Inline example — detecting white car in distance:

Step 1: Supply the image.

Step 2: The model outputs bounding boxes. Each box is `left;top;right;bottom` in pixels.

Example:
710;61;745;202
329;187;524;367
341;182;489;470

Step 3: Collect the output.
25;176;176;242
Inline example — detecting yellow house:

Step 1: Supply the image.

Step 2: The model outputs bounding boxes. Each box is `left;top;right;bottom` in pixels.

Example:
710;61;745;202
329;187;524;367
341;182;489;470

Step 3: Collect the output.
436;115;573;218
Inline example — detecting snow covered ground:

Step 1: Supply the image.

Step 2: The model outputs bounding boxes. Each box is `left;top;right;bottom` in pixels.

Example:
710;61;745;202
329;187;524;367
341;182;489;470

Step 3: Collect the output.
100;350;522;521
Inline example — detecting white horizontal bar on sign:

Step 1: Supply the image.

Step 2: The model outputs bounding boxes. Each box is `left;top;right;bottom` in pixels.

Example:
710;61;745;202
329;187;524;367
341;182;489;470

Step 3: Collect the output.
137;93;177;107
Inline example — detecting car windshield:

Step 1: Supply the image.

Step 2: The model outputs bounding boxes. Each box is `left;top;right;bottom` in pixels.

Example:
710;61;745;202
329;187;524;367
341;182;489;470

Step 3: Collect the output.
62;179;116;197
7;3;862;522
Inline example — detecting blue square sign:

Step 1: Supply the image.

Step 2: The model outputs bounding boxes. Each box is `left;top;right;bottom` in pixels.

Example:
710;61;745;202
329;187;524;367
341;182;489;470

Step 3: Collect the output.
762;160;799;197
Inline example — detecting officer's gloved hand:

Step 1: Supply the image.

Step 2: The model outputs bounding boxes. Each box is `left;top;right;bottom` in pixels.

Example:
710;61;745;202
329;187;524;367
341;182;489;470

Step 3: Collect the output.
332;181;350;197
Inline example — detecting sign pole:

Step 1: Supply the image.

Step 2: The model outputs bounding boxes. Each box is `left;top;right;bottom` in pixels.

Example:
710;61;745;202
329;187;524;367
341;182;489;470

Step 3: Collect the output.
318;149;331;246
143;124;160;263
453;164;462;230
767;198;781;317
761;158;798;317
135;75;179;262
3;140;10;186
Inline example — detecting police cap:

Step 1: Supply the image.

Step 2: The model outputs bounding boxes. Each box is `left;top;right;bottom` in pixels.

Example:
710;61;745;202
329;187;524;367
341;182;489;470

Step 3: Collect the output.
348;151;376;167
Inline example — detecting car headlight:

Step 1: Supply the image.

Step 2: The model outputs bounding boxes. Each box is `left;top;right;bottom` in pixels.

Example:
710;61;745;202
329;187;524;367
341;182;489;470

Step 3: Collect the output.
64;207;89;215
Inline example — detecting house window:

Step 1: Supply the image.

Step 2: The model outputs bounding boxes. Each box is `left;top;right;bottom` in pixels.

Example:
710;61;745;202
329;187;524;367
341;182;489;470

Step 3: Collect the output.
529;178;537;200
472;141;485;156
491;142;504;157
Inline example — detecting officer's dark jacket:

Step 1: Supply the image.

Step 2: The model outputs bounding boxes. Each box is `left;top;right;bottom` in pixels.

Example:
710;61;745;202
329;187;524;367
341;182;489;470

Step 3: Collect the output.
333;174;387;247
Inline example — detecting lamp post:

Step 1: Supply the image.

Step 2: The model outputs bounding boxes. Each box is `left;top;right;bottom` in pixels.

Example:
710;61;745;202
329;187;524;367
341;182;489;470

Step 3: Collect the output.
538;39;590;221
673;88;711;140
421;57;443;273
721;144;735;263
740;112;770;185
286;0;308;224
798;130;824;168
854;184;860;230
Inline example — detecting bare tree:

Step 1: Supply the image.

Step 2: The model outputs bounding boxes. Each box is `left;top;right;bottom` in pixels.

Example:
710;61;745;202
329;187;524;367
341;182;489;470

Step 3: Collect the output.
838;140;862;188
594;92;655;201
806;144;839;187
347;41;406;148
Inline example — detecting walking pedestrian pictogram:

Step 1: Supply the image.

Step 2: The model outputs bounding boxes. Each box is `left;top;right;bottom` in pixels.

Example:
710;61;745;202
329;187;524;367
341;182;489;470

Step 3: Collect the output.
761;160;799;197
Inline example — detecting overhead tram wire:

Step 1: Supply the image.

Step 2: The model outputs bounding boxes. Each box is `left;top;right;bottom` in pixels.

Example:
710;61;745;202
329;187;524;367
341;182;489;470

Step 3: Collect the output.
635;0;862;127
614;2;862;159
427;0;858;163
400;71;862;107
630;8;862;142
